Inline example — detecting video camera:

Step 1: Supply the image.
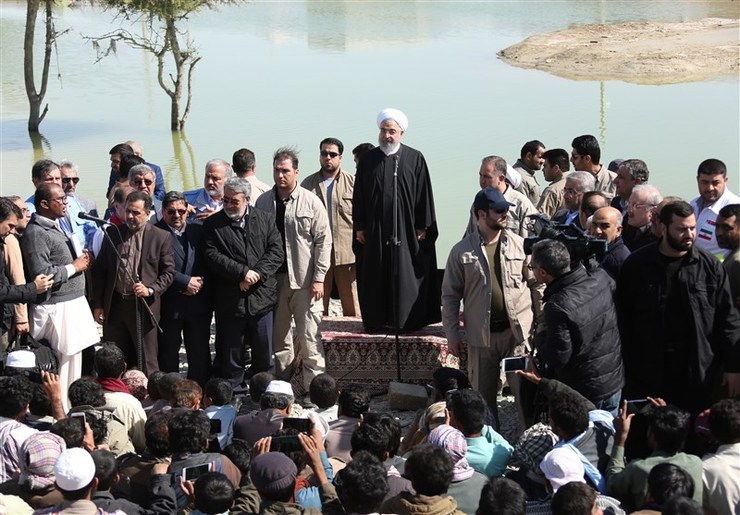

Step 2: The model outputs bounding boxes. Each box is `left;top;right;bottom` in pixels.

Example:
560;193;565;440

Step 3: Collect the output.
523;214;608;262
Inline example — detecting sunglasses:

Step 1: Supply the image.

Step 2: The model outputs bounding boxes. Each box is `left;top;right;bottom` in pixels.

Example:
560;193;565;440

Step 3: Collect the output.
62;177;80;184
133;179;154;186
320;151;340;158
166;208;187;216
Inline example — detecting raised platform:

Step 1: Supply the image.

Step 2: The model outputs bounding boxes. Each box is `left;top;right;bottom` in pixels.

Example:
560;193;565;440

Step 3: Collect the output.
319;316;465;393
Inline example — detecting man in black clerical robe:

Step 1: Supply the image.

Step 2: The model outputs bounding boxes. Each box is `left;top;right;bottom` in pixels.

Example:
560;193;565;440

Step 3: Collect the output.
353;108;441;332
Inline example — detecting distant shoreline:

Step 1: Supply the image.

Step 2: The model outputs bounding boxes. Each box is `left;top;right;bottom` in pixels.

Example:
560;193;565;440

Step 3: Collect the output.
498;18;740;85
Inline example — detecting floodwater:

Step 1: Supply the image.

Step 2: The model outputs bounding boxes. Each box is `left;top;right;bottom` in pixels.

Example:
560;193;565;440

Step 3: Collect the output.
1;0;738;257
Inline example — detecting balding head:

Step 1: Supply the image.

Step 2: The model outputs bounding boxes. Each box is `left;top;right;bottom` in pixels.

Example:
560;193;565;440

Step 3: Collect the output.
591;207;623;243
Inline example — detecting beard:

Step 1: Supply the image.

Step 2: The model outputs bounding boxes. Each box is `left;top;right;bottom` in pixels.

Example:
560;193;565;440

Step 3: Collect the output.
665;231;694;252
378;138;400;156
225;207;246;221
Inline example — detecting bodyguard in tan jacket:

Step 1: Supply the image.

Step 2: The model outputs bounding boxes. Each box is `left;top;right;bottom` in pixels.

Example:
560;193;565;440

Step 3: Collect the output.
300;138;360;317
442;187;543;428
255;147;332;395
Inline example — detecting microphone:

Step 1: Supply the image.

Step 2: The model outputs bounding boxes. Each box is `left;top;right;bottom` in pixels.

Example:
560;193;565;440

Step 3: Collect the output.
78;212;109;225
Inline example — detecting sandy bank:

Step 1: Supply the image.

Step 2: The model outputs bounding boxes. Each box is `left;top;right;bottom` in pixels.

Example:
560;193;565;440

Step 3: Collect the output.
498;18;740;84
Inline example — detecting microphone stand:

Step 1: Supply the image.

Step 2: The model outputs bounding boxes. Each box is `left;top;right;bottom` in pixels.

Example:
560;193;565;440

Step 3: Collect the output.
391;154;402;382
90;218;162;372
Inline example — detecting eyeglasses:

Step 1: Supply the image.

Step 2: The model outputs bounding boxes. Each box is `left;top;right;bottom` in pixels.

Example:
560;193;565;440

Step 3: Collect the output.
133;179;154;186
320;151;340;158
571;153;582;160
527;263;540;271
51;196;68;204
166;208;187;216
62;177;80;184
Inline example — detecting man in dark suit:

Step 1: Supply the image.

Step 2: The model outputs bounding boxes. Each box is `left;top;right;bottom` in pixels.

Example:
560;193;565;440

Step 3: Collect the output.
203;177;284;393
155;191;213;385
92;191;175;375
551;171;596;231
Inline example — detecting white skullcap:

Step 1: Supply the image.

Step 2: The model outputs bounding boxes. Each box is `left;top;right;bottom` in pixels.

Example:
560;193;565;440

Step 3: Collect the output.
5;350;36;369
265;380;294;397
55;448;95;491
539;446;585;492
376;108;409;132
506;165;522;189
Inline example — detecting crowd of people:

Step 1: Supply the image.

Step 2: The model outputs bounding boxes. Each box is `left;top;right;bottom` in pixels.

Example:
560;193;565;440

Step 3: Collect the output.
0;107;738;514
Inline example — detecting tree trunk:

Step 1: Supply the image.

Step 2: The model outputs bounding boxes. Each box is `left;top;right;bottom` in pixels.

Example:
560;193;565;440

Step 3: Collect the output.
24;0;54;133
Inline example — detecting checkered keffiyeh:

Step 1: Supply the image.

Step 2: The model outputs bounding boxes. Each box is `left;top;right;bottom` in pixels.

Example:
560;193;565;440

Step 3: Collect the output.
427;424;475;482
122;369;149;402
510;422;558;475
19;432;66;490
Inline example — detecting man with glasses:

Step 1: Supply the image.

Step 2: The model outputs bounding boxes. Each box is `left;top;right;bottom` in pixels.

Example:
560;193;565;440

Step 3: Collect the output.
60;160;98;217
203;177;284;393
26;159;97;251
128;164;162;223
442;187;543;429
551;171;596;230
301;138;360;317
612;159;649;215
185;159;233;224
22;183;99;410
570;135;616;200
530;239;623;416
623;184;662;251
155;191;213;385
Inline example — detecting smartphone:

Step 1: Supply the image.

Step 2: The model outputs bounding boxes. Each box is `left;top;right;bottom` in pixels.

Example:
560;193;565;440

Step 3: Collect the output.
183;462;212;481
270;435;302;453
626;399;650;414
282;417;312;434
501;356;529;373
209;418;222;434
71;412;86;431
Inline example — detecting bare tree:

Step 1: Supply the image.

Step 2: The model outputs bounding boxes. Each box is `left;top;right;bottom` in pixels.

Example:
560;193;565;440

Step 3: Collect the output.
24;0;65;132
90;1;234;131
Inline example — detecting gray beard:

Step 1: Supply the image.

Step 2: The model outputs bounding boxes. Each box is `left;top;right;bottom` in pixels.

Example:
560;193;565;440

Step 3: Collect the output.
379;141;400;156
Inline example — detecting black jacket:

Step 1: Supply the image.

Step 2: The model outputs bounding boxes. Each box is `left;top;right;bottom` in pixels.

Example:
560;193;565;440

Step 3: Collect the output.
202;208;284;317
616;242;740;401
535;265;624;403
154;221;213;319
599;237;631;280
0;239;36;337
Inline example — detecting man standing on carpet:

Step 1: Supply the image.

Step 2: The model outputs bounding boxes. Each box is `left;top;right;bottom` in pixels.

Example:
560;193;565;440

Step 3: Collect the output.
22;183;99;410
353;108;441;332
301;137;360;317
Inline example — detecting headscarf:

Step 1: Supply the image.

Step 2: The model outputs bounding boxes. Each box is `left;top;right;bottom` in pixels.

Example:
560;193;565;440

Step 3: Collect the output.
427;424;475;482
376;108;409;132
19;432;66;490
122;369;148;401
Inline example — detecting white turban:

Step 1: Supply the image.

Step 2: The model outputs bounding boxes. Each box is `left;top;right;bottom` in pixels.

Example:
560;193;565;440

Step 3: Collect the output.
376;108;409;132
506;165;522;189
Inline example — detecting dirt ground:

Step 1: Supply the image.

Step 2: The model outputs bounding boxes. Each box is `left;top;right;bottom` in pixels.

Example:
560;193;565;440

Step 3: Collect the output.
498;18;740;85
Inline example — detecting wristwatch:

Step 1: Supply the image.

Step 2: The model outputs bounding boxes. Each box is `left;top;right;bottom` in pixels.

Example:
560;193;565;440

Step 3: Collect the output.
147;288;154;297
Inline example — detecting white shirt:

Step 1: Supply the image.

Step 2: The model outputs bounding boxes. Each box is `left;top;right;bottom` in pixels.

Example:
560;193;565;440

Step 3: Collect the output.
691;188;740;259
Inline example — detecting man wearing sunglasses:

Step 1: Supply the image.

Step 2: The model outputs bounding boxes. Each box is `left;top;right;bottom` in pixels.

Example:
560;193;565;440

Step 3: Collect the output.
301;138;360;317
128;164;162;224
155;191;213;386
60;160;98;217
442;187;543;430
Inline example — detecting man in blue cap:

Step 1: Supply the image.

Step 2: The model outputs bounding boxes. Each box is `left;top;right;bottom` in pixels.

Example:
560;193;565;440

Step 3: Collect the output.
442;187;543;429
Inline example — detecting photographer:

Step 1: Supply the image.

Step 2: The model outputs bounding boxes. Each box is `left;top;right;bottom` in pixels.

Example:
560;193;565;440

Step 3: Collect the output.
530;239;624;416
